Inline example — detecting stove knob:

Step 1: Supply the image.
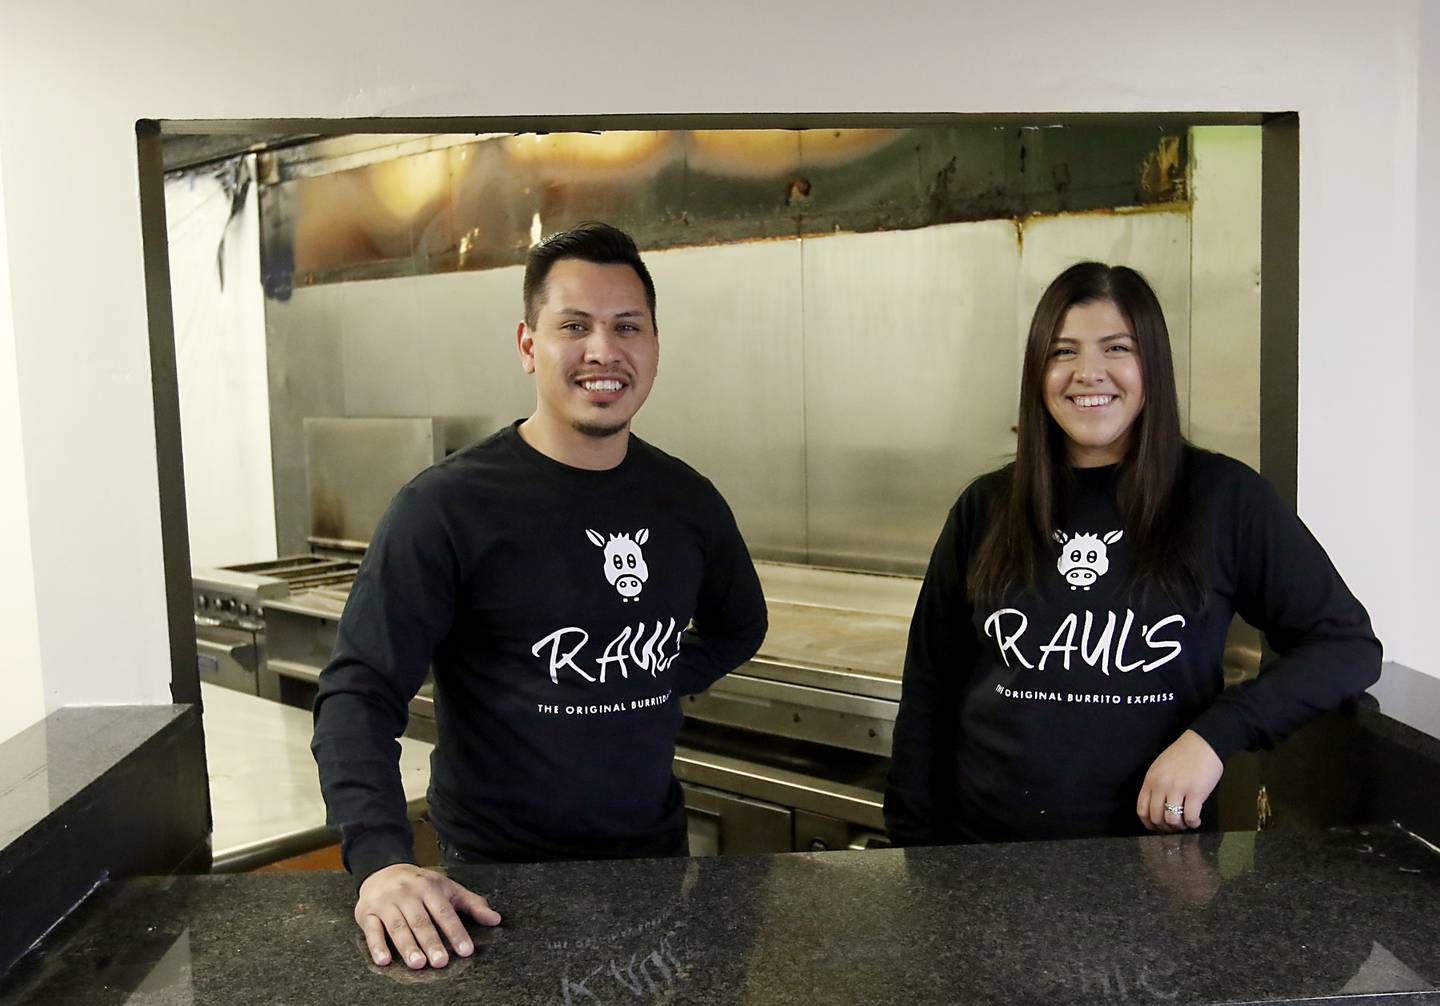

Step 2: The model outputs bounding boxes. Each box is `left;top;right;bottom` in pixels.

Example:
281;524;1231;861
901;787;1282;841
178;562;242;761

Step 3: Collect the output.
196;595;208;610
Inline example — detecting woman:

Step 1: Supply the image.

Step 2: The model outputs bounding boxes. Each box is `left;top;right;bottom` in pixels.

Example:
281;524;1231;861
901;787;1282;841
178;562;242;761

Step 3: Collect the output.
884;262;1381;844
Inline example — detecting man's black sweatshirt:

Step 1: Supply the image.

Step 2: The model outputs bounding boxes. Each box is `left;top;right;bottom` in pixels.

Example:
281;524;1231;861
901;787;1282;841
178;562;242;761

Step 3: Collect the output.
312;423;768;883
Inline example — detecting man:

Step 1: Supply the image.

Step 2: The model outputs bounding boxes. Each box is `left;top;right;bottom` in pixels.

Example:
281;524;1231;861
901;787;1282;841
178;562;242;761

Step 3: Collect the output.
311;222;768;971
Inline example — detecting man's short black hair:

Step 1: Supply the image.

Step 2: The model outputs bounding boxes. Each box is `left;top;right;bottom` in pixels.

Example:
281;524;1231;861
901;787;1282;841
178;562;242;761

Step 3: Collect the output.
522;221;657;327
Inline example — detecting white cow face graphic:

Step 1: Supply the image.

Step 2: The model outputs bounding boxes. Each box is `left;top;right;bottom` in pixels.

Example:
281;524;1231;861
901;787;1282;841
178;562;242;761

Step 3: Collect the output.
1053;529;1123;590
586;528;650;602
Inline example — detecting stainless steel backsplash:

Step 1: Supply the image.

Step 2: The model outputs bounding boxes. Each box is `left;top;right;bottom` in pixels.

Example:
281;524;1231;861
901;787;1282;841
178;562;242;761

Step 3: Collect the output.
261;129;1260;574
266;208;1242;574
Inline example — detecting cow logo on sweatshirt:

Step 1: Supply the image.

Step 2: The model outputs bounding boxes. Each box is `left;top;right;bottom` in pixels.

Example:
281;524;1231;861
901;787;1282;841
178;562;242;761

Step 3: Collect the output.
586;528;651;602
1053;529;1123;590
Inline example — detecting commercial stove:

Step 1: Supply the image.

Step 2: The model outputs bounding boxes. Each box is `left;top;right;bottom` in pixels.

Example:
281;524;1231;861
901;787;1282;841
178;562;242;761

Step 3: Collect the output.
674;561;912;854
191;555;360;697
687;562;910;757
191;416;454;731
256;579;436;744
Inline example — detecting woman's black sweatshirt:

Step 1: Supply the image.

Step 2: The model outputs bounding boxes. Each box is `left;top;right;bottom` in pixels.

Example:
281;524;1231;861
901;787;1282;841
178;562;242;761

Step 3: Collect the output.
885;448;1382;843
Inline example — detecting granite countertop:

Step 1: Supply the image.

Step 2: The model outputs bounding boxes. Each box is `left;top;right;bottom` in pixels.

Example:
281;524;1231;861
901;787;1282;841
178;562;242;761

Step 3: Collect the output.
201;683;432;871
0;704;189;853
3;824;1437;1004
1367;664;1440;762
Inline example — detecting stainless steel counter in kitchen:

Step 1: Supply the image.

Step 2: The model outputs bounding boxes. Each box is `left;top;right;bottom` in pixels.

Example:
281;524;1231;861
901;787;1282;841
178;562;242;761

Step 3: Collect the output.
201;682;433;871
683;562;916;755
672;563;913;853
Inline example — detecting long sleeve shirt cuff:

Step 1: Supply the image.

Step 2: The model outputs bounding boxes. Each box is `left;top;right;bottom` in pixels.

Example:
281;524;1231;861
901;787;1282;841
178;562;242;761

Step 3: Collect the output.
1189;703;1251;763
346;828;416;888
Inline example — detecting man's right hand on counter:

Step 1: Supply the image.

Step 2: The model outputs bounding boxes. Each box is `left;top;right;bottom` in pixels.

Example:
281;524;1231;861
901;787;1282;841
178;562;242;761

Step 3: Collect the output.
355;863;502;969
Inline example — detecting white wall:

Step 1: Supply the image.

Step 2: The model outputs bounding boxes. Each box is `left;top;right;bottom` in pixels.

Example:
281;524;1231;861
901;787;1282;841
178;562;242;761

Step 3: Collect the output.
0;143;46;741
1417;0;1440;676
166;160;277;569
0;0;1431;712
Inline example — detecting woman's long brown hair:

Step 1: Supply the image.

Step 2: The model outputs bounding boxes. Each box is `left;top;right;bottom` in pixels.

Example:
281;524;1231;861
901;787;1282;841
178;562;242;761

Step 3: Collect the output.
968;262;1206;609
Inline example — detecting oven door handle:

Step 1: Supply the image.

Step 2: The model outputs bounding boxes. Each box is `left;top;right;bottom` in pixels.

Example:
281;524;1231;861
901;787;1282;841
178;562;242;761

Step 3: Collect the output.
195;631;260;672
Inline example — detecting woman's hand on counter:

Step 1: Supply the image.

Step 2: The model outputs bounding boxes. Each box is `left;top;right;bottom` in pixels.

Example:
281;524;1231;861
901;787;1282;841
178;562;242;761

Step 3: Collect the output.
355;864;502;969
1136;730;1224;833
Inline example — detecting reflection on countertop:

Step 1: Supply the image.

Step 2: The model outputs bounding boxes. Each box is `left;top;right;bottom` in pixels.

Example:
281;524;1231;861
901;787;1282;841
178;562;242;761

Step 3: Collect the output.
3;824;1437;1004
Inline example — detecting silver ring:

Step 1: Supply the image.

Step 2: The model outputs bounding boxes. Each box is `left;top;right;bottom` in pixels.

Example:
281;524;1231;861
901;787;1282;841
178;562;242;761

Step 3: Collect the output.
1164;801;1184;815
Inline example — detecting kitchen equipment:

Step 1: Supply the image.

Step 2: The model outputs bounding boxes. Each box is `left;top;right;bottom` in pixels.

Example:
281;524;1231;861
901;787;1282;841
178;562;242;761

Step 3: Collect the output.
193;416;466;728
192;555;359;696
672;562;911;854
262;581;439;744
685;563;912;757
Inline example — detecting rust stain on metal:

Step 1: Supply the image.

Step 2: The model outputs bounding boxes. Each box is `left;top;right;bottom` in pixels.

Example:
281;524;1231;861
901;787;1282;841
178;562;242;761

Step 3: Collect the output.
925;155;961;220
1015;201;1190;226
785;175;812;205
1140;135;1186;203
265;126;1191;290
1011;199;1188;252
1041;201;1185;219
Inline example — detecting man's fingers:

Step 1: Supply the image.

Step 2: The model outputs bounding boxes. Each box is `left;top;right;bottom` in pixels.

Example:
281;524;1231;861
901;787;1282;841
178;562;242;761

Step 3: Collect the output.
383;912;427;970
353;865;491;970
401;902;450;969
425;893;476;958
455;885;503;927
359;914;392;967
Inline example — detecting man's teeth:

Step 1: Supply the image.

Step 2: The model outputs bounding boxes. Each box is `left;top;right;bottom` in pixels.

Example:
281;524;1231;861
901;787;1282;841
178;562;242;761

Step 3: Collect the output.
1073;395;1114;408
581;379;622;392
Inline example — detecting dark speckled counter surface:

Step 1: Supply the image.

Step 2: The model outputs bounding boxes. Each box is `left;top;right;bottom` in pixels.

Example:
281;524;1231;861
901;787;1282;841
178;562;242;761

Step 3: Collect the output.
3;824;1438;1004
